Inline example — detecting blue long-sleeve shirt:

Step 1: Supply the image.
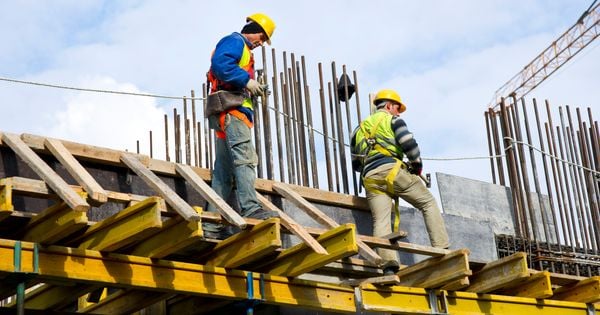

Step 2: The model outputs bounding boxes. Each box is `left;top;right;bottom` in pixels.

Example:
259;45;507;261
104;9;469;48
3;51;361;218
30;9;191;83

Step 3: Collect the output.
210;32;253;90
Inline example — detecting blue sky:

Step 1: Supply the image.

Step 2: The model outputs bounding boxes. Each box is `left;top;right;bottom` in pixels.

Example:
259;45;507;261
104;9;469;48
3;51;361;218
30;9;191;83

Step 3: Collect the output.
1;1;598;200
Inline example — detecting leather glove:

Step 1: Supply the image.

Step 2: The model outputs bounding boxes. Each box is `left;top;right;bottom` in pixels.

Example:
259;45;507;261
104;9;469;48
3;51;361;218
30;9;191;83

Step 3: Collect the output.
409;161;423;176
246;79;268;95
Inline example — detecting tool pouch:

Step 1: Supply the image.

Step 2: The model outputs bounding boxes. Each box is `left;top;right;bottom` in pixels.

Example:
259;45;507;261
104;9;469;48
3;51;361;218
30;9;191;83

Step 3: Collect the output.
205;90;244;118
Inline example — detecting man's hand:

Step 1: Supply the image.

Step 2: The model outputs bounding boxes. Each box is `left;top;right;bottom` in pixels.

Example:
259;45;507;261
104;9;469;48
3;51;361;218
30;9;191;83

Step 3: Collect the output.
246;79;268;95
409;161;422;176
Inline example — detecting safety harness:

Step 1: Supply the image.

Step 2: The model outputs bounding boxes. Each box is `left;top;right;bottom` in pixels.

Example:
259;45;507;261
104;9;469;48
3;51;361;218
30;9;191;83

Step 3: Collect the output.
356;114;407;233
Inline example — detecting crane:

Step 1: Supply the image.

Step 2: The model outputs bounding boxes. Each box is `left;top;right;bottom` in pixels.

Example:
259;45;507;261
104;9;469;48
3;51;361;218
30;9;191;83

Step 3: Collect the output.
489;1;599;109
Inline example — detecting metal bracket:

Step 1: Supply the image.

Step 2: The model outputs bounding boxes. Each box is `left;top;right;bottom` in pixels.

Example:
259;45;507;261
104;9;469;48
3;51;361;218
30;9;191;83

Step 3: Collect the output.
353;286;364;315
587;303;597;315
245;272;266;315
427;289;449;315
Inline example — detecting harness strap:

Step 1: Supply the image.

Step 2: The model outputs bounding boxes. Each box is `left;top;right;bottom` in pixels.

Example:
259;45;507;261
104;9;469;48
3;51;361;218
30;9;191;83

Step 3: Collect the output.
362;160;406;232
216;109;254;139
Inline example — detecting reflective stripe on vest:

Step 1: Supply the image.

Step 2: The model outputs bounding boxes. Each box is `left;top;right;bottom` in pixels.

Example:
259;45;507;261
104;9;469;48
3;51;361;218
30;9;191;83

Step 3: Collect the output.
208;41;255;110
353;111;403;162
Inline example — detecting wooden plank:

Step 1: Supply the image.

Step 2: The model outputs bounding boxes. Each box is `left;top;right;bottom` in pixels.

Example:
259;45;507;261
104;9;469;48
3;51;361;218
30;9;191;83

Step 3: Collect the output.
1;133;89;212
272;182;382;265
466;252;529;293
77;196;163;251
120;153;200;222
396;249;472;289
342;275;400;287
260;223;359;277
23;196;89;244
16;133;369;210
175;164;246;228
441;277;470;291
44;138;108;203
496;271;553;299
552;276;600;303
256;192;328;255
203;218;282;268
130;206;203;259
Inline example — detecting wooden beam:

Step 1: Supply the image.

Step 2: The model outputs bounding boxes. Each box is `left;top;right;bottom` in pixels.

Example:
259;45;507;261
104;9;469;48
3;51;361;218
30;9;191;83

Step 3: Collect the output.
129;206;203;259
260;223;359;277
342;275;400;287
256;192;328;255
1;133;89;212
466;252;529;293
44;138;108;204
496;271;553;299
23;196;89;244
78;289;171;314
272;182;382;265
441;277;470;291
175;164;246;228
0;181;13;222
76;196;163;251
120;153;200;222
552;276;600;303
203;218;282;268
396;249;472;289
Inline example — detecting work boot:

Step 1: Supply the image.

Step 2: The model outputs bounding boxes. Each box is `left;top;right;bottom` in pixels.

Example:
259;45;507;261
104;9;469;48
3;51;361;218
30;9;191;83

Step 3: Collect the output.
381;260;400;276
202;223;233;240
245;209;280;220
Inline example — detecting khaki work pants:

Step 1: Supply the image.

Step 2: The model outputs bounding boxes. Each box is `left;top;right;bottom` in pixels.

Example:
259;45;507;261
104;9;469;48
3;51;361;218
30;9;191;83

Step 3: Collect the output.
364;163;450;263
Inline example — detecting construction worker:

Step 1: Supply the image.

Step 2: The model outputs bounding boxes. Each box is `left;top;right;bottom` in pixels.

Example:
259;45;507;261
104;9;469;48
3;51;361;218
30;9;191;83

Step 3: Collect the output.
350;89;450;274
204;13;279;239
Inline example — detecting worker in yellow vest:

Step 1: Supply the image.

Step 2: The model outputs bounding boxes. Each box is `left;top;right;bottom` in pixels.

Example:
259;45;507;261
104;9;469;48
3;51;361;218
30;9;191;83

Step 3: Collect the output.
351;89;450;274
204;13;278;239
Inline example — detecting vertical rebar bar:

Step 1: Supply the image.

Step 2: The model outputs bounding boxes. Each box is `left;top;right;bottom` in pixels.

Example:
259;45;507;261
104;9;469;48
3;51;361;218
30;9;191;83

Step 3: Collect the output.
282;73;295;184
184;97;191;165
301;56;319;189
485;111;497;184
319;63;333;191
271;48;285;182
342;65;359;195
174;108;180;163
164;114;170;162
149;130;153;158
292;57;309;186
328;81;341;193
489;108;506;185
331;62;349;194
253;77;263;179
191;90;198;167
261;46;274;181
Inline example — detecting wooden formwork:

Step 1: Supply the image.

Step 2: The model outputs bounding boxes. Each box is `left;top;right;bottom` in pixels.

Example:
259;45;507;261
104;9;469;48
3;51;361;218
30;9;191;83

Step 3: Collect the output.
0;132;599;314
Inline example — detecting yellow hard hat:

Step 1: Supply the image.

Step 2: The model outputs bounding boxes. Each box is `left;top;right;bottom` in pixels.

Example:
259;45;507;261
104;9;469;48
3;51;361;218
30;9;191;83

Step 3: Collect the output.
247;13;276;45
374;89;406;113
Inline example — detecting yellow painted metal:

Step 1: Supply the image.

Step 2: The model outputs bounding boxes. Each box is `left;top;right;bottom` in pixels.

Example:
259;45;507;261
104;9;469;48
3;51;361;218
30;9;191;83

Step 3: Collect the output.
77;196;163;251
10;283;96;310
261;223;359;277
204;217;282;268
397;248;471;288
78;287;107;310
553;276;600;303
24;194;89;244
497;271;553;299
78;289;170;314
130;206;203;258
0;181;13;222
0;239;357;312
467;252;529;293
360;285;598;315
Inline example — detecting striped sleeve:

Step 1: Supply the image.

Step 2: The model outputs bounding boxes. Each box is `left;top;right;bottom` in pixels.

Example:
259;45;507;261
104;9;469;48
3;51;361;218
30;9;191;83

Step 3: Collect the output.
391;116;421;163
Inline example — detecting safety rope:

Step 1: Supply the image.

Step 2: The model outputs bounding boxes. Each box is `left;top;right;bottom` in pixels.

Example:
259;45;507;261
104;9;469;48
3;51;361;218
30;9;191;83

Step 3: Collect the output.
1;75;598;175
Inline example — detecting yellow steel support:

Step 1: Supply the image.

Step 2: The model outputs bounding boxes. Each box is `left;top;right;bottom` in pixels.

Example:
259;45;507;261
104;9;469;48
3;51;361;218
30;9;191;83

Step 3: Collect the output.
78;289;171;314
260;223;359;277
359;284;598;315
1;239;600;314
130;206;203;259
0;181;13;222
497;271;553;299
397;249;472;289
204;218;282;268
23;193;88;244
466;252;529;293
77;196;163;251
553;276;600;303
8;283;97;310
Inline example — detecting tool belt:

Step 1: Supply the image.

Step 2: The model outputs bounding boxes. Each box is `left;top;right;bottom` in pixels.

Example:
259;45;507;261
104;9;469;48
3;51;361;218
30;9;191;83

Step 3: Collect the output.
205;90;245;118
